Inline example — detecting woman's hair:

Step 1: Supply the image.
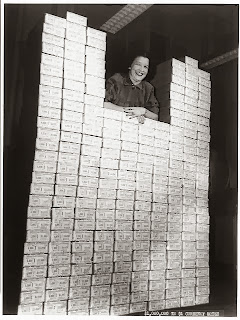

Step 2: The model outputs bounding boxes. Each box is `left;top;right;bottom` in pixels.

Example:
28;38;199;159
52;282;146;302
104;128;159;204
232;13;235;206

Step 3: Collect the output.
128;52;150;67
125;52;151;80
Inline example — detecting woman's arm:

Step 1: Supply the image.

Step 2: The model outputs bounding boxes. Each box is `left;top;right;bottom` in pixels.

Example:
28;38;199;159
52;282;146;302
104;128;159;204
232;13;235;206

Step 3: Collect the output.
124;106;158;121
103;101;125;113
144;108;158;121
104;102;158;121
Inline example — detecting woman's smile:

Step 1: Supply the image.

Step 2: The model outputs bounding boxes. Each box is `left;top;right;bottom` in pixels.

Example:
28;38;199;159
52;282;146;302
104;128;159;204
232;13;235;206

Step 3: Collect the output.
129;56;149;84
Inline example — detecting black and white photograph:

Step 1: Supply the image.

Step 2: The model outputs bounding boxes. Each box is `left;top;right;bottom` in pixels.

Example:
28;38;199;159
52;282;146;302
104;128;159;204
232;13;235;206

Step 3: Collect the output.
2;1;238;317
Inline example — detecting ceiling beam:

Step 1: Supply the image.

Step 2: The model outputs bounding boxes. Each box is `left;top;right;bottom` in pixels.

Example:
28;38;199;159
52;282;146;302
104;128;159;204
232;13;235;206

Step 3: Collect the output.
100;4;152;34
200;48;238;69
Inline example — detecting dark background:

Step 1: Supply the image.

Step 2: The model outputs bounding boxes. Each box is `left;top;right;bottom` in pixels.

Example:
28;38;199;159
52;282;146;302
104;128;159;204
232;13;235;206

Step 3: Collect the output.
4;4;238;316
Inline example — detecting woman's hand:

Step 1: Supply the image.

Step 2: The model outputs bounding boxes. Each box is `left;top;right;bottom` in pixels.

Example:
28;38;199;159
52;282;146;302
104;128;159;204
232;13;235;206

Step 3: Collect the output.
123;106;146;118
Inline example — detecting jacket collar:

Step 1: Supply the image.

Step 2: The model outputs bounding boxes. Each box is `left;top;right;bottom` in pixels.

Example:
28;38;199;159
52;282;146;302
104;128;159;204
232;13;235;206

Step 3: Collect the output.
123;73;144;90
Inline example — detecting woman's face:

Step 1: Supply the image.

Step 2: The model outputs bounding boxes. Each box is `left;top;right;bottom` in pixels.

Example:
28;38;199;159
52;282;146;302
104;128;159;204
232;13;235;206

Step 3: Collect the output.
129;56;149;84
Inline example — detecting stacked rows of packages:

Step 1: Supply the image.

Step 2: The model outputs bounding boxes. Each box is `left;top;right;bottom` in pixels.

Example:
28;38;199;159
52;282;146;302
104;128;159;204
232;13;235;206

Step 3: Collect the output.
18;12;105;315
18;11;211;315
152;56;210;308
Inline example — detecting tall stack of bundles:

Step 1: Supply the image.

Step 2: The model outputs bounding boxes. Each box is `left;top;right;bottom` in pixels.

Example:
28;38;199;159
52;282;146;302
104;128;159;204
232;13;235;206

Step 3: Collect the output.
18;10;211;314
152;56;210;309
62;12;89;316
18;14;67;315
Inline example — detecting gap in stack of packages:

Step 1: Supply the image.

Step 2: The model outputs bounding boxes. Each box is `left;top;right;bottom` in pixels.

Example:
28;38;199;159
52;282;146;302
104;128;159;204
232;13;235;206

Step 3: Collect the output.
18;10;211;316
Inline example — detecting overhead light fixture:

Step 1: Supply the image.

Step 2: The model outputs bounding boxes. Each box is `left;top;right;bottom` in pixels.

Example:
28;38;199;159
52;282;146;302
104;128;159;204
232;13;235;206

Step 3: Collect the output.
200;49;238;69
100;4;152;34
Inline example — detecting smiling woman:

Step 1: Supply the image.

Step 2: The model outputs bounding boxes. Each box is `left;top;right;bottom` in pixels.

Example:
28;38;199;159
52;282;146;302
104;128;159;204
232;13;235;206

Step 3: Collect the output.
104;54;159;123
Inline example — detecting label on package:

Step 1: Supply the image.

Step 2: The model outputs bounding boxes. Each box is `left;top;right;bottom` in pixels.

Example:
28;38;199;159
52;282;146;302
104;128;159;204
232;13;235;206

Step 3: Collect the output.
196;240;209;250
28;194;53;207
38;104;61;119
165;298;181;309
93;220;111;232
42;30;65;47
21;277;46;293
149;290;165;301
45;288;68;302
131;291;148;303
71;263;92;276
22;265;47;279
26;229;50;242
50;213;72;228
26;218;51;230
35;138;58;152
55;174;77;186
80;155;99;168
46;276;69;290
69;286;90;299
90;284;110;297
133;240;150;251
111;282;130;295
96;199;116;210
59;141;81;154
23;254;48;267
114;261;132;273
81;145;102;160
27;207;51;218
40;73;62;89
49;242;71;253
77;186;97;198
53;196;75;207
48;253;71;265
93;263;113;274
110;304;129;315
69;275;91;287
20;291;45;304
51;230;72;242
30;183;54;196
60;131;82;144
114;240;133;251
133;261;150;272
94;209;114;221
115;220;131;231
71;252;92;264
114;251;132;262
42;41;64;58
74;219;95;230
195;295;210;304
150;231;166;241
38;94;62;110
55;185;77;197
95;231;114;241
84;93;104;107
64;67;85;82
99;178;117;190
63;88;84;102
130;302;147;313
116;190;134;201
134;220;150;230
196;286;210;295
18;303;43;315
83;123;103;137
61;120;82;133
132;252;149;265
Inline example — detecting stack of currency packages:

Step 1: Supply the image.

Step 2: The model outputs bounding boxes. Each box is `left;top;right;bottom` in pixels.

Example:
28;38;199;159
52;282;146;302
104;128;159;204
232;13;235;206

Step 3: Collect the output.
18;10;211;315
60;12;88;316
152;56;210;308
17;11;104;315
18;13;67;315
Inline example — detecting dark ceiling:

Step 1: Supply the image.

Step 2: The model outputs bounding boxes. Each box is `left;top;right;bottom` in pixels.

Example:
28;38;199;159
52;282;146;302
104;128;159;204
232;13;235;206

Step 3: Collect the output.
4;4;238;67
5;4;238;42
